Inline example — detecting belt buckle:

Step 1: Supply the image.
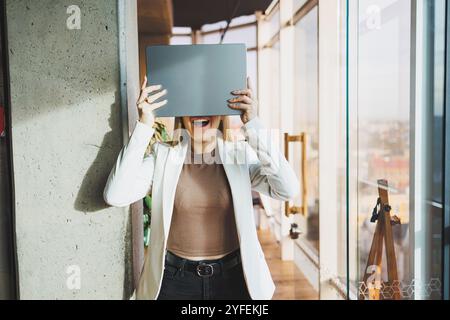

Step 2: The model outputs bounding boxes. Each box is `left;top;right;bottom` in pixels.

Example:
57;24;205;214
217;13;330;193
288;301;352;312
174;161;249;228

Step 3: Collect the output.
196;263;214;278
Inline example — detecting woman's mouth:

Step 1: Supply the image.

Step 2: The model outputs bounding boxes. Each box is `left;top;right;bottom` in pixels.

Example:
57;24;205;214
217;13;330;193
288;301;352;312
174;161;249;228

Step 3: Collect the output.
191;117;211;128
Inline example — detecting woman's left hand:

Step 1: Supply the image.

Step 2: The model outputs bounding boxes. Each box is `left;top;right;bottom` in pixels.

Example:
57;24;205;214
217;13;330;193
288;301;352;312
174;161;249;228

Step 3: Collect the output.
228;77;258;124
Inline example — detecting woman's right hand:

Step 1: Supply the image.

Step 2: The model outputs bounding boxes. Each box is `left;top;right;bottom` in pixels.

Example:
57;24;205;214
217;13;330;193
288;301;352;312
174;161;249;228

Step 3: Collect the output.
137;76;168;128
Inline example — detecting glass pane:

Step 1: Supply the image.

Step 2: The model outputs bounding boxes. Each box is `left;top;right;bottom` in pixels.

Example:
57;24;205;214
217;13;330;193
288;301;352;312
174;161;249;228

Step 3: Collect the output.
265;40;282;218
293;0;309;13
202;19;257;48
357;0;412;296
269;40;280;129
170;36;192;45
267;9;280;41
293;6;319;253
202;26;256;48
348;0;445;300
170;27;192;45
201;15;255;32
246;50;257;96
260;7;280;46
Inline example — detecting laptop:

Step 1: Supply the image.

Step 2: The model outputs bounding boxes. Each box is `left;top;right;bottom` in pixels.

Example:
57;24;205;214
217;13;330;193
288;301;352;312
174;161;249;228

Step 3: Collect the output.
146;44;247;117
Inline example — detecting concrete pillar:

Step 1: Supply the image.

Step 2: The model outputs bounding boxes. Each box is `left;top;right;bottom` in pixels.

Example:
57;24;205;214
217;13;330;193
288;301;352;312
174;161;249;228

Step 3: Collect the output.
6;0;132;299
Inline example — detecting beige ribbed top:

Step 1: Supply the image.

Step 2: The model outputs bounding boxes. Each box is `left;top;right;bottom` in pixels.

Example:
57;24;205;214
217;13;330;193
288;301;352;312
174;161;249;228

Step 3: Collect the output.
166;149;240;257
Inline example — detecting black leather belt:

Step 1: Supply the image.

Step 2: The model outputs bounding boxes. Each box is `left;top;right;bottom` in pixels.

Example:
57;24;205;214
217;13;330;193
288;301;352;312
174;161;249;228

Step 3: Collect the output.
165;249;242;278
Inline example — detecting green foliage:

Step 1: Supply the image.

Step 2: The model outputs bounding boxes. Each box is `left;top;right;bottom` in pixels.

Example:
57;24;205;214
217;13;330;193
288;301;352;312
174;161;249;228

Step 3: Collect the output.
143;121;169;247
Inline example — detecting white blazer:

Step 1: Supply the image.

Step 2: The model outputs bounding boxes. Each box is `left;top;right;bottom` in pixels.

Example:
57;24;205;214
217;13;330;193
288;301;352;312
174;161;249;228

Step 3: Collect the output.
103;117;299;300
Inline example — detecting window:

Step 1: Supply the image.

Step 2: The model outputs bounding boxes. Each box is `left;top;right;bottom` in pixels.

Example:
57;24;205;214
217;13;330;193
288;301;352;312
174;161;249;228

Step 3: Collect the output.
293;5;319;253
348;0;445;300
170;27;192;45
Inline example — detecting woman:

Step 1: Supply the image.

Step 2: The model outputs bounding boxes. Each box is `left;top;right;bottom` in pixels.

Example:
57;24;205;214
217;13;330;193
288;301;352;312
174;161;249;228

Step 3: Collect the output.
103;76;299;300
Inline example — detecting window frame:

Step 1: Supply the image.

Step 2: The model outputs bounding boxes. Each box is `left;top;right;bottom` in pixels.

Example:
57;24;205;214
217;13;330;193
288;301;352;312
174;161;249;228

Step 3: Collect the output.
443;0;450;302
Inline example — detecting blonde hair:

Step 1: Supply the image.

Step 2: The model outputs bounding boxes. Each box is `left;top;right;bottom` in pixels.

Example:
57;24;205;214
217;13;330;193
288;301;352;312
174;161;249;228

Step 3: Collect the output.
170;116;233;146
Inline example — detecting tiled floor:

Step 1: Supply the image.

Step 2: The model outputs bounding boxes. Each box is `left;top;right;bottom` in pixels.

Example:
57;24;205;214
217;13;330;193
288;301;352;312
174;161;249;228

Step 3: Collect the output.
258;229;318;300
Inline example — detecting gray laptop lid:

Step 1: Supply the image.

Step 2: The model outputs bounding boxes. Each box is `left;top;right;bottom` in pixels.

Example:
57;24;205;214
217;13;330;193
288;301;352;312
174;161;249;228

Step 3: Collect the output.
146;44;247;117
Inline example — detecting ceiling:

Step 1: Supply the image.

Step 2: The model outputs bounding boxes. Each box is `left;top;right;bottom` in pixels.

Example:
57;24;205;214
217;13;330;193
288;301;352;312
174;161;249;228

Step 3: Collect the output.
172;0;273;29
137;0;273;35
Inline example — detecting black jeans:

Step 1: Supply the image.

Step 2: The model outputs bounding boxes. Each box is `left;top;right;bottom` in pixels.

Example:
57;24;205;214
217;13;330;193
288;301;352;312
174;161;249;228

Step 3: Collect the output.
157;250;252;300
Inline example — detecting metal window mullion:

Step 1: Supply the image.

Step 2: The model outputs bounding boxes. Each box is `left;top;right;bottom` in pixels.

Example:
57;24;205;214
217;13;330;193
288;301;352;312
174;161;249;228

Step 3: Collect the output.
443;0;450;302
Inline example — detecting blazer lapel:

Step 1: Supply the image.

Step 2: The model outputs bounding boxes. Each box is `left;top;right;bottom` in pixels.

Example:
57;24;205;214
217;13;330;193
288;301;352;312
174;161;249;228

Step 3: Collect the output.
162;141;188;239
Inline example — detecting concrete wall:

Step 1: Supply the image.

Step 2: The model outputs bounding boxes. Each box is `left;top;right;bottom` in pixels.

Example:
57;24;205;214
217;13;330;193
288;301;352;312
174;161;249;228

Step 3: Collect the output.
6;0;132;299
